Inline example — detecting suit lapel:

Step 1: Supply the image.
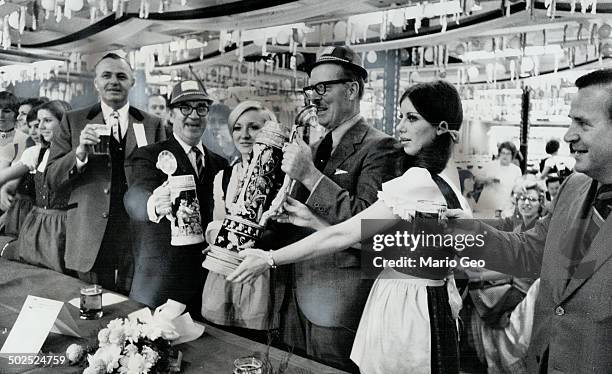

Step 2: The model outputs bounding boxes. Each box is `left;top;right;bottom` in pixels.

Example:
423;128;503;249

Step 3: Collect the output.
545;180;591;303
125;106;146;159
323;120;367;176
561;195;612;302
86;103;104;124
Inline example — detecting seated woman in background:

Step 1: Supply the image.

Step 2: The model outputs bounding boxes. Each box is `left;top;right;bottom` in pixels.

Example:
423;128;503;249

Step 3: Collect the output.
228;81;469;374
202;100;282;335
0;100;73;274
0;108;44;236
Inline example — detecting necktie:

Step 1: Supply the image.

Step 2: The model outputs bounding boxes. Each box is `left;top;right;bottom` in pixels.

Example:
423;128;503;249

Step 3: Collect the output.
314;132;333;172
191;146;204;178
109;111;121;142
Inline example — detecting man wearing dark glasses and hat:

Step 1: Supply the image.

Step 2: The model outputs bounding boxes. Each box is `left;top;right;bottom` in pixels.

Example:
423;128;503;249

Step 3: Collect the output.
275;45;402;372
123;79;228;315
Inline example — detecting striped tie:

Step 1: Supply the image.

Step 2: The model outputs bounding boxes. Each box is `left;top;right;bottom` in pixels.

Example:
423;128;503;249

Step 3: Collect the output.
191;146;204;179
109;111;121;142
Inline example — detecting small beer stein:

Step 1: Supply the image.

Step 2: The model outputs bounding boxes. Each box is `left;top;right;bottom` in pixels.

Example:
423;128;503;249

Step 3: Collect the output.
79;284;103;320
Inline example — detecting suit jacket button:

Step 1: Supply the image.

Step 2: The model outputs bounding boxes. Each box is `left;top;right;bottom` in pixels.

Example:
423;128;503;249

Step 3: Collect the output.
102;212;109;218
103;188;109;194
555;306;565;316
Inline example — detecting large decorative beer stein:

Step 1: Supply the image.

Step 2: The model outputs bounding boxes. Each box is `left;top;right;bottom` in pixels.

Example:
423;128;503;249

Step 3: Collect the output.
202;120;291;275
203;106;319;276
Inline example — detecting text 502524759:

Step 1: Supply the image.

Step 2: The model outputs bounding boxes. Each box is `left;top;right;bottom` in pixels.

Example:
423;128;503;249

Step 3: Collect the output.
6;354;66;366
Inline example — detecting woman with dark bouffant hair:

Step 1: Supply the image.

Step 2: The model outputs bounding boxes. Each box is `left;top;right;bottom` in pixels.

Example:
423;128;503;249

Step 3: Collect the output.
0;100;73;274
228;81;471;373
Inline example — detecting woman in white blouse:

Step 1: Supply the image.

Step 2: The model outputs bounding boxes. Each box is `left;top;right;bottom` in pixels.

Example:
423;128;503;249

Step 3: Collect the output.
228;81;470;374
202;100;280;334
0;100;72;273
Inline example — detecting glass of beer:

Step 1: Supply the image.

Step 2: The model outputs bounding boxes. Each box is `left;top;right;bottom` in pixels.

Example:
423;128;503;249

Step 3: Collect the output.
414;200;447;235
415;200;447;221
79;284;103;320
90;124;111;155
233;357;263;374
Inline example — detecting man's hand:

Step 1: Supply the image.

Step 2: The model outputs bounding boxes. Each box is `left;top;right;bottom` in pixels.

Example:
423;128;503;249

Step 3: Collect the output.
76;124;101;162
282;137;321;190
152;182;172;216
273;197;329;230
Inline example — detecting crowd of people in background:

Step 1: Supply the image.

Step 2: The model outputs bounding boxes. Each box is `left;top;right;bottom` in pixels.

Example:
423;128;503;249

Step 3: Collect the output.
0;44;610;374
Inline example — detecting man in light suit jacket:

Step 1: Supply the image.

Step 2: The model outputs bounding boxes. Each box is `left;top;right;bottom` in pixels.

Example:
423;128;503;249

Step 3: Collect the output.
46;53;165;294
124;80;228;314
274;46;403;372
451;69;612;373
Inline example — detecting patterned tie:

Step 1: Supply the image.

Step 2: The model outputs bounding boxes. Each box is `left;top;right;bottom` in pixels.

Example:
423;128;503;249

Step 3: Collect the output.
191;146;204;179
109;111;121;142
314;131;333;172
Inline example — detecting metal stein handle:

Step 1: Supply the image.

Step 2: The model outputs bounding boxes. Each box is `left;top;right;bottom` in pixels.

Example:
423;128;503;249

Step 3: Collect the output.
259;105;319;226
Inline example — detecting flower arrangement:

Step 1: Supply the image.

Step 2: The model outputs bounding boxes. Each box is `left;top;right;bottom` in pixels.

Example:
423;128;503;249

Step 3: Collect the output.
66;317;181;374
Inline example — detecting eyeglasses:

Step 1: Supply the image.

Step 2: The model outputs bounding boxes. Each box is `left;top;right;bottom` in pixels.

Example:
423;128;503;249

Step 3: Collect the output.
176;104;209;117
303;79;355;97
514;195;539;203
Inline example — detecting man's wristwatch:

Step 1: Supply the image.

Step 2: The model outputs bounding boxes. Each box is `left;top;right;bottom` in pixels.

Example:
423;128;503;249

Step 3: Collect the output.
265;251;277;269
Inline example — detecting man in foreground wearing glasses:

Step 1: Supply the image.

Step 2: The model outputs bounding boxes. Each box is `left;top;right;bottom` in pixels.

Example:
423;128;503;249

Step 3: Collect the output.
123;79;228;313
274;45;402;372
46;53;165;294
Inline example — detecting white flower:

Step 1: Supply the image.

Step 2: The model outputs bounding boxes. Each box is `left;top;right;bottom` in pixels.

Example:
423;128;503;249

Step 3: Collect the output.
124;343;139;357
108;329;126;345
83;366;105;374
141;346;159;368
141;324;162;341
98;328;111;346
123;319;141;343
65;343;84;363
86;355;106;372
107;318;124;331
90;345;121;373
126;352;149;374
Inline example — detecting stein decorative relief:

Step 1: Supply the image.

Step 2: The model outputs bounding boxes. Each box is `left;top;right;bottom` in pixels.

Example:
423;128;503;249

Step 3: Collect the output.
156;150;205;246
202;120;291;276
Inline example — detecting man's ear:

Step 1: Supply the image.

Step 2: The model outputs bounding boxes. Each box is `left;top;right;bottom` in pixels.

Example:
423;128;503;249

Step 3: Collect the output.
346;81;359;101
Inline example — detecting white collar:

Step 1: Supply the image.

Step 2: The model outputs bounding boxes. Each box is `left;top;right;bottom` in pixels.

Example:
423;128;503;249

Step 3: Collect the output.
326;113;361;150
174;133;205;157
100;101;129;122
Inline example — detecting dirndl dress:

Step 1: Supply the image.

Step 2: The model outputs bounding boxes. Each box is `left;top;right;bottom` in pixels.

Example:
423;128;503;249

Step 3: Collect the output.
3;173;35;236
202;163;281;330
3;145;46;236
350;167;470;374
18;165;70;273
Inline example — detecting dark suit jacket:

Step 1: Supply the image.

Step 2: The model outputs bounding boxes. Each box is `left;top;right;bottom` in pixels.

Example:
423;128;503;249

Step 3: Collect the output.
467;172;612;373
291;118;404;328
123;135;229;309
45;103;165;273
